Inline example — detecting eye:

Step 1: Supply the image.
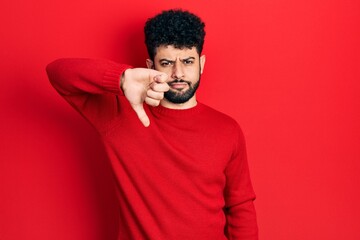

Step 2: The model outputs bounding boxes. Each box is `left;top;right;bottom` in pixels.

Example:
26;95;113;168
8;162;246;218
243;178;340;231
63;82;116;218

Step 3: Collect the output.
183;59;194;65
160;61;172;67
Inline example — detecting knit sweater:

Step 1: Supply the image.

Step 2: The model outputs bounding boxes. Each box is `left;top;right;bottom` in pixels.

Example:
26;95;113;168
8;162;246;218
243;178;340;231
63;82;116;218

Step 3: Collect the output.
46;58;258;240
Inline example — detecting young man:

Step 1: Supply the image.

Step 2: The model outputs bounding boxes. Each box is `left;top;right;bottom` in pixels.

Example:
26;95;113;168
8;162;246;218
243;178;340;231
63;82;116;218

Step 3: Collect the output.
47;9;258;240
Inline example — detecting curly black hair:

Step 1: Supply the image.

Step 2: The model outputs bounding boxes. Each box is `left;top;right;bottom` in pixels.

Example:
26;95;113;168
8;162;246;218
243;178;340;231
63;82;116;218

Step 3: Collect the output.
144;9;206;60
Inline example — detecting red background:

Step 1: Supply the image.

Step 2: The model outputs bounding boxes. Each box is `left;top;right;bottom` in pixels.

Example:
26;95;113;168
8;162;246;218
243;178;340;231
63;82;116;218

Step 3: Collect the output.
1;0;359;239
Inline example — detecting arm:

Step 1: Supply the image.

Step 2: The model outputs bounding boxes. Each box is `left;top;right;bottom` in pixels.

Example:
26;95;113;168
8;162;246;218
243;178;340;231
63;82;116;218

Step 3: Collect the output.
46;58;130;130
46;58;129;96
46;58;169;128
224;125;258;240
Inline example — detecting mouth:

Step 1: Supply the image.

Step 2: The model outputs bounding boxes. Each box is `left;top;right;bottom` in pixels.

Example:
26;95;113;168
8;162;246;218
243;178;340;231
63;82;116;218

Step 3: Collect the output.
168;80;190;91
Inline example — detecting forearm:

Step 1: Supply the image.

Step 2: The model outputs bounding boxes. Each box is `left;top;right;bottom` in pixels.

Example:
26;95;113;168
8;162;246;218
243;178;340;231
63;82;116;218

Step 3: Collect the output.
225;199;258;239
46;58;131;96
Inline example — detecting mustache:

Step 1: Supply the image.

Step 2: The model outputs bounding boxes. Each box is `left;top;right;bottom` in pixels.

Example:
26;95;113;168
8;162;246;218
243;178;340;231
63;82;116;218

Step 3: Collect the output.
168;79;191;84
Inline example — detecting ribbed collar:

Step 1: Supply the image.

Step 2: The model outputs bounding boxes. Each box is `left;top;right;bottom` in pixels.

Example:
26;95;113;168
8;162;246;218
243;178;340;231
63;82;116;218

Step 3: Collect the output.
149;102;205;119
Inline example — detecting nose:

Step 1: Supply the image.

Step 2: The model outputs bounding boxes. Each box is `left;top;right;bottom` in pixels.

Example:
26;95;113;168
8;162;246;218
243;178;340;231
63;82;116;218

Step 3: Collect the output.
171;61;184;79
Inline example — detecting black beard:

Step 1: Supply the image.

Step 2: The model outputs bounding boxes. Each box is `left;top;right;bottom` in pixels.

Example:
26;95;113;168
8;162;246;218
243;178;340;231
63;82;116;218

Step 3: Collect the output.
164;78;200;104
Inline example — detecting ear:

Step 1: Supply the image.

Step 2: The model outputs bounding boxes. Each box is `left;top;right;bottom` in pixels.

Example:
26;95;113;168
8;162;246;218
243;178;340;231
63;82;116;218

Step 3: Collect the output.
146;59;154;69
200;55;206;74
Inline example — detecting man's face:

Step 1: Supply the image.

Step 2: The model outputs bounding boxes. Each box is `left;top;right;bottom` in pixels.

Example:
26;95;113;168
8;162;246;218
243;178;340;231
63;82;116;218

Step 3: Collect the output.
147;45;205;104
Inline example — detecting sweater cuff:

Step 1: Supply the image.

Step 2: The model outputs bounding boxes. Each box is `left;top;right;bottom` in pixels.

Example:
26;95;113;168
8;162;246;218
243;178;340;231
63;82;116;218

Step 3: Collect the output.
103;64;132;95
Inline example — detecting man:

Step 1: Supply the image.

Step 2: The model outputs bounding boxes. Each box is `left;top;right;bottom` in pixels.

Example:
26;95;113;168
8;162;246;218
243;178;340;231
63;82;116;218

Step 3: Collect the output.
47;9;258;240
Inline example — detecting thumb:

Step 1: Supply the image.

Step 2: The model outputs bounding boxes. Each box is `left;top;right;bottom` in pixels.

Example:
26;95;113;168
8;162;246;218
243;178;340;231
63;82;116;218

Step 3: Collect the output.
131;103;150;127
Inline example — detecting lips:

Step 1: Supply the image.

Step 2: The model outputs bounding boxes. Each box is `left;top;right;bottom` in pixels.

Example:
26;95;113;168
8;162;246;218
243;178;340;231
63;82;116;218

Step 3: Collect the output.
168;80;189;90
170;82;187;89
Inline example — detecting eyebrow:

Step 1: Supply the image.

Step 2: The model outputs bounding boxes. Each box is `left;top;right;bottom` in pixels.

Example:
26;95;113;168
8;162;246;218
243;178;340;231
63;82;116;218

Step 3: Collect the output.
159;57;196;62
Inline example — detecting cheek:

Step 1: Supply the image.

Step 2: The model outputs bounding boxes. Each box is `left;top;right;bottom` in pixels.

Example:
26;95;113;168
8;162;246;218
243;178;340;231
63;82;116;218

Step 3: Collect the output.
158;68;168;73
154;67;170;75
185;67;200;80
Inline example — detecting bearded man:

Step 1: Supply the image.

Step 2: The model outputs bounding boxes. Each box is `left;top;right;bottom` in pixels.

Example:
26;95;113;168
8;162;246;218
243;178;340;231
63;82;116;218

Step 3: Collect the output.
47;9;258;240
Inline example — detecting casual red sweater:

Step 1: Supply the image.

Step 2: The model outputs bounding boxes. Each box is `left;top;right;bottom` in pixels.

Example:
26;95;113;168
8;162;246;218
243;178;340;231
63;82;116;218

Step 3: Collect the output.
46;58;258;240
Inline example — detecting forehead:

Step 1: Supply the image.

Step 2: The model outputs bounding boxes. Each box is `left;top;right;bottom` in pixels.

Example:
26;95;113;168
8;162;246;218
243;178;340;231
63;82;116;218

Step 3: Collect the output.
154;45;199;59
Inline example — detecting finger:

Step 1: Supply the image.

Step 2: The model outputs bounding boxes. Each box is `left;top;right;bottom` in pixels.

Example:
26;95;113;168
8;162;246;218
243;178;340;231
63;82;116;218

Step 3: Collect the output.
152;73;168;83
131;103;150;127
150;82;170;92
147;89;164;100
145;97;160;107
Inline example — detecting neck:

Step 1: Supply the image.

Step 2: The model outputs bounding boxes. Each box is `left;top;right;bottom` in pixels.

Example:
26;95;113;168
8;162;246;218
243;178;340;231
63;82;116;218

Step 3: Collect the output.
160;95;197;109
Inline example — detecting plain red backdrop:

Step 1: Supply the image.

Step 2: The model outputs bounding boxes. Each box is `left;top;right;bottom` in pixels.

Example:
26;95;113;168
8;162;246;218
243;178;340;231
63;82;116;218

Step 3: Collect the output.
1;0;359;239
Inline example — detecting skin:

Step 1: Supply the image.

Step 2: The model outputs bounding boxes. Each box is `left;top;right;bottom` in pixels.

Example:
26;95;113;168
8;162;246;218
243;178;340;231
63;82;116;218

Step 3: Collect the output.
146;45;206;110
121;45;205;127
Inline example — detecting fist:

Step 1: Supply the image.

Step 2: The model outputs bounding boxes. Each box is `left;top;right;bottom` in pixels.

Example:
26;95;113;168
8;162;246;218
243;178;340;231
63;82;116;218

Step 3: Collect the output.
121;68;169;127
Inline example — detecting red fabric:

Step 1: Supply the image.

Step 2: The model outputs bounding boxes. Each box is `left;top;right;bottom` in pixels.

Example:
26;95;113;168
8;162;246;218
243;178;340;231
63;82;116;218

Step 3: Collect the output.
46;58;258;240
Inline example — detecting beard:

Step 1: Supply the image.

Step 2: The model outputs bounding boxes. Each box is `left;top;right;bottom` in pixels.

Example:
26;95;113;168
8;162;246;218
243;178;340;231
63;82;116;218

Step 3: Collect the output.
164;77;200;104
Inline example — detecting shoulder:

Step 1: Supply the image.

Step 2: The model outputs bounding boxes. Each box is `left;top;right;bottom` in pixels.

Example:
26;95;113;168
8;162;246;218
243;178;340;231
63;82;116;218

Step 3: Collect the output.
197;103;246;155
199;103;239;126
198;102;244;136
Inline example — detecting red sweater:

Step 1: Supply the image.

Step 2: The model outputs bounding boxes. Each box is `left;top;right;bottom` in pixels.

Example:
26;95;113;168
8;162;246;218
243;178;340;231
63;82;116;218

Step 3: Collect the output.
46;58;258;240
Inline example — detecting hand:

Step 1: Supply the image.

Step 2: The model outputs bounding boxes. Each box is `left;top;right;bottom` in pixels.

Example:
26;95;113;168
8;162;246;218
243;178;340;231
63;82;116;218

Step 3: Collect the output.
121;68;169;127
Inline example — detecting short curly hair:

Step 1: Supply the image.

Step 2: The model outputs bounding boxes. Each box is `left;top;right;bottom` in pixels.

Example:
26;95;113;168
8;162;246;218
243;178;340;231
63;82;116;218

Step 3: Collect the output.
144;9;206;60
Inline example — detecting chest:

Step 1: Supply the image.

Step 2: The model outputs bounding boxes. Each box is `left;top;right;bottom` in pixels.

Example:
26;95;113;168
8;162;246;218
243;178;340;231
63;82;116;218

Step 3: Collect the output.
103;113;234;183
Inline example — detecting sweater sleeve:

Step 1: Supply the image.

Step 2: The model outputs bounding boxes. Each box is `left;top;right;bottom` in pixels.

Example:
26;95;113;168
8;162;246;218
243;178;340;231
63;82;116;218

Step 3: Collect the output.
46;58;132;131
223;125;258;240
